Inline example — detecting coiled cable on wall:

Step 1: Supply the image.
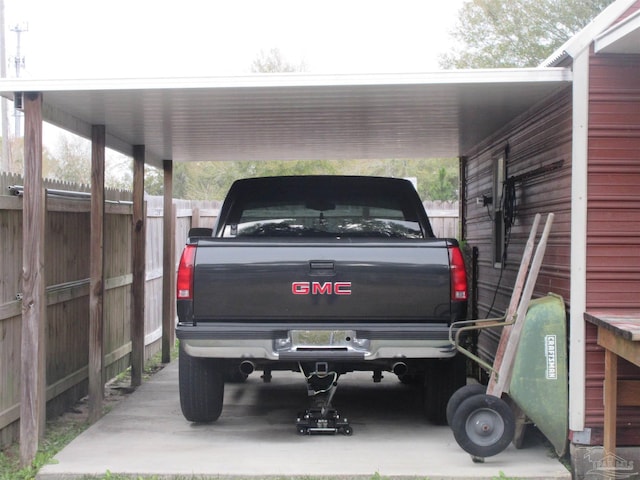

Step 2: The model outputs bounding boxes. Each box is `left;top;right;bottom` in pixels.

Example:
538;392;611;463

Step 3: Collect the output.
502;177;517;235
486;179;515;318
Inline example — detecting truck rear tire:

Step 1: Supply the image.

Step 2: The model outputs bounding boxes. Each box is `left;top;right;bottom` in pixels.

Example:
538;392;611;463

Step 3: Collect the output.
179;345;224;422
423;355;467;424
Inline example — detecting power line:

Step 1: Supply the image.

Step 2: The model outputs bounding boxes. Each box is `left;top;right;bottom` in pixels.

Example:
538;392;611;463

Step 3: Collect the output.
0;0;10;171
10;22;27;77
10;22;27;137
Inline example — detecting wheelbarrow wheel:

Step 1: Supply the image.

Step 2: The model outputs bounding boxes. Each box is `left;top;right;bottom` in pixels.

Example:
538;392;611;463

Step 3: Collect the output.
451;394;515;458
446;383;486;426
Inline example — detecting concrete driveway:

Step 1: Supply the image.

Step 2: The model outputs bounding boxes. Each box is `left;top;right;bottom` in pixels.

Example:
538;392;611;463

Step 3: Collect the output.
38;361;571;479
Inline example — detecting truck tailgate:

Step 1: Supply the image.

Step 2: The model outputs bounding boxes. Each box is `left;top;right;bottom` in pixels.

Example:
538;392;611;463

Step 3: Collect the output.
192;239;452;323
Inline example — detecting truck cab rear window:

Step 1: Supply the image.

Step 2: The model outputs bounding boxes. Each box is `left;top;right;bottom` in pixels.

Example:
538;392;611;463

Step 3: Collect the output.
222;201;424;238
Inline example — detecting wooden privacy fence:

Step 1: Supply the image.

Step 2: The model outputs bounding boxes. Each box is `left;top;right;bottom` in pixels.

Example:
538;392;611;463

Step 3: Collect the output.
0;172;219;448
424;200;459;239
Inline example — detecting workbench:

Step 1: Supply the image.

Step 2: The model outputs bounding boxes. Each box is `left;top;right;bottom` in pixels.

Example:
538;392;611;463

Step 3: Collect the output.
584;311;640;457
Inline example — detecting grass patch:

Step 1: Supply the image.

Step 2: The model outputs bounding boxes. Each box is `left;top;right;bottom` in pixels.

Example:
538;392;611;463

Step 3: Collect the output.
114;341;179;385
0;414;88;480
2;474;408;480
491;472;521;480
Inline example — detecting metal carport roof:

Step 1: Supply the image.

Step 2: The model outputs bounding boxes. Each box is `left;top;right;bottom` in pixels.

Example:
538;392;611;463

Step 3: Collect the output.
1;68;571;169
1;67;573;465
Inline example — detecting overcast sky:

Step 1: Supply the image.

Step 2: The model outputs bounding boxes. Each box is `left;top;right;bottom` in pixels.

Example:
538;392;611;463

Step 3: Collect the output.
4;0;466;78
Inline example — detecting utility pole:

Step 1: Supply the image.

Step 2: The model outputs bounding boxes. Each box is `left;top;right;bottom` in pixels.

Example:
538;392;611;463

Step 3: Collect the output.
0;0;10;171
10;22;27;137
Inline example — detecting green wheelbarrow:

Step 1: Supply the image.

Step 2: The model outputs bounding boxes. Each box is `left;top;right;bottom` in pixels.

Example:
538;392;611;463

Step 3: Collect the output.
447;214;568;462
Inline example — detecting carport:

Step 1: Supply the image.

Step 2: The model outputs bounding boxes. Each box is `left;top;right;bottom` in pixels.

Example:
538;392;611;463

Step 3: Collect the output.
0;68;572;466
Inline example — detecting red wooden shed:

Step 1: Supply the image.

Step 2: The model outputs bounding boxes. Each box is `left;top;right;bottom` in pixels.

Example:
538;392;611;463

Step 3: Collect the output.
462;1;640;476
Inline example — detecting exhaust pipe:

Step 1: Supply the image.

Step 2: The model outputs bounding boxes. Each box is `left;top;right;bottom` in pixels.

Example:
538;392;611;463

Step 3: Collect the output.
392;362;408;376
239;360;255;375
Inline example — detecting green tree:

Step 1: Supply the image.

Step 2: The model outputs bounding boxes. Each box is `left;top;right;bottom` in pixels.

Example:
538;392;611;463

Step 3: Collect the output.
52;134;91;185
425;167;458;201
176;159;339;201
334;158;459;201
1;136;56;177
143;165;164;195
251;47;307;73
440;0;615;68
179;161;239;200
43;133;155;193
104;153;133;192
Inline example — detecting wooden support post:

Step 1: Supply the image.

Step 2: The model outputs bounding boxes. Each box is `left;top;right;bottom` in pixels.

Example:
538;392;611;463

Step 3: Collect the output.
88;125;106;422
162;159;175;363
131;145;146;387
20;92;46;467
603;349;617;459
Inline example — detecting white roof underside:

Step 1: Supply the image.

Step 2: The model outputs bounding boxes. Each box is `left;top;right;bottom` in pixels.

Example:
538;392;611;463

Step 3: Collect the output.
1;69;571;169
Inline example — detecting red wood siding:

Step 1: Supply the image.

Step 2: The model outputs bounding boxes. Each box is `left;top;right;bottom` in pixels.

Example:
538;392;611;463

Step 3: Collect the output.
584;52;640;445
616;2;640;21
462;88;573;365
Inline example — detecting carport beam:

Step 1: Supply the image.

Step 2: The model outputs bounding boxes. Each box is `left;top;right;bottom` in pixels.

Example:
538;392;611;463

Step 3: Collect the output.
19;92;46;467
88;125;106;422
162;159;175;363
131;145;146;387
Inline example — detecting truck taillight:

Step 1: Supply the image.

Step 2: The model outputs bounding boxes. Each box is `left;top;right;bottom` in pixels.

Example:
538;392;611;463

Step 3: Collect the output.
449;246;468;302
177;245;196;300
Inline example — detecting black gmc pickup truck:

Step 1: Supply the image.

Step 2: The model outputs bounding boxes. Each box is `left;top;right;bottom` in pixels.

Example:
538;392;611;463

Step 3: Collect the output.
175;175;468;430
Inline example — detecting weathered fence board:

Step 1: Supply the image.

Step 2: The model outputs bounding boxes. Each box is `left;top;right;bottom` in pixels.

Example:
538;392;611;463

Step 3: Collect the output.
0;173;220;448
424;200;459;239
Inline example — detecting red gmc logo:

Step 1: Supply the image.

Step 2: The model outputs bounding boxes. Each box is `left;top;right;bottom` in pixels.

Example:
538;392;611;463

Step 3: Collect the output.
291;281;352;296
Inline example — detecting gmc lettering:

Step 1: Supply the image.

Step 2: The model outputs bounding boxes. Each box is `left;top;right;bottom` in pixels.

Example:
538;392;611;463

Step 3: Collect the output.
291;281;352;295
